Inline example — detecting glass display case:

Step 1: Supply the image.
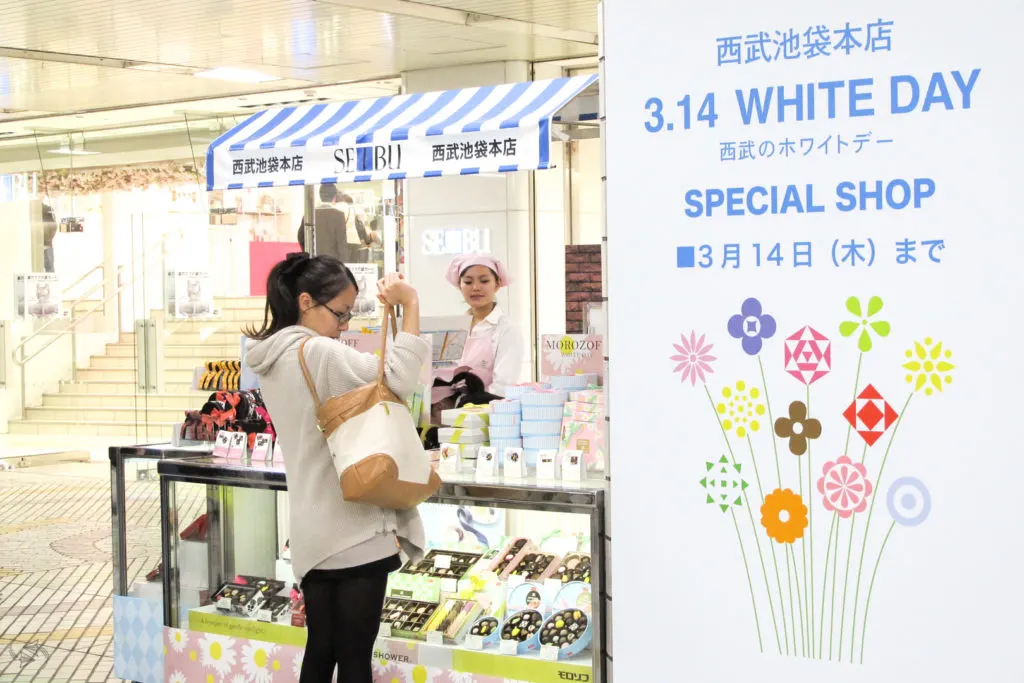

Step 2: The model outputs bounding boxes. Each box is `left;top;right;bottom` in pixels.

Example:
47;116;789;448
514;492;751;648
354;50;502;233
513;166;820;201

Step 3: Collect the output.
109;443;214;683
156;456;607;683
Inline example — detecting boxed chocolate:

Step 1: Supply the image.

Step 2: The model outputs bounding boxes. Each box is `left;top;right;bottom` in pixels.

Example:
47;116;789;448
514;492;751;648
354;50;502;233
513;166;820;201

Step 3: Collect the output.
213;583;259;614
380;598;441;640
499;609;544;654
554;553;592;584
508;552;561;580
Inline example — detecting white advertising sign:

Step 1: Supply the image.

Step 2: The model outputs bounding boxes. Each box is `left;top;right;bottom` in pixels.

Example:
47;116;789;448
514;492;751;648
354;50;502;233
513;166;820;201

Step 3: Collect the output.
605;2;1022;680
14;273;62;319
165;271;216;319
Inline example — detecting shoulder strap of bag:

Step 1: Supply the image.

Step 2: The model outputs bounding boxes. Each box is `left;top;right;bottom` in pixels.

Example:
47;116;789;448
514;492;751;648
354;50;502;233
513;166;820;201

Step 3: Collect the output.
376;304;397;386
297;338;321;409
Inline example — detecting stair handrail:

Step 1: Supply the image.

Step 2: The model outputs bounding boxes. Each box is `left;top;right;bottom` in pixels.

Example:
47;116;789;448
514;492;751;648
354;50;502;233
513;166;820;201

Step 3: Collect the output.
62;263;105;299
12;230;177;368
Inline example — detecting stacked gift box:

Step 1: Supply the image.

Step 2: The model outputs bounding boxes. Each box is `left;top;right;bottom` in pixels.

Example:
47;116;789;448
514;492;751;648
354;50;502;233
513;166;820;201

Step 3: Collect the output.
560;389;606;471
439;406;490;468
519;386;569;467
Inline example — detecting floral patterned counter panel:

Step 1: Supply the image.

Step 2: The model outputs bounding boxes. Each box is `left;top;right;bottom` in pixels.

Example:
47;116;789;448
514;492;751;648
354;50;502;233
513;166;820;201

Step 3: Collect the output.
164;628;546;683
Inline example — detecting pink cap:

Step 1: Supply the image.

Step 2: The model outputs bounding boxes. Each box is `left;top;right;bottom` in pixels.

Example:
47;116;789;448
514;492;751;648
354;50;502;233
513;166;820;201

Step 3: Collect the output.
445;254;513;288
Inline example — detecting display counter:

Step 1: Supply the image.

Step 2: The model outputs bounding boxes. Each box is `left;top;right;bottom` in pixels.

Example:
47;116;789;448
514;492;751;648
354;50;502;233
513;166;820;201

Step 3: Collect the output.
109;443;215;683
151;453;606;683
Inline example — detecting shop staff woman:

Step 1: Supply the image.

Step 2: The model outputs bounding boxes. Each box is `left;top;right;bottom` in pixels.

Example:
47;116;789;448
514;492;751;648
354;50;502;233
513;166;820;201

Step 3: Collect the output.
446;254;524;396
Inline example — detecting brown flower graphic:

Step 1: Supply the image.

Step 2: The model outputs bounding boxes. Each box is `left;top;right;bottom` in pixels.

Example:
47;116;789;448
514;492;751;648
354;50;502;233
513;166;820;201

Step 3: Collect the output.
774;400;821;456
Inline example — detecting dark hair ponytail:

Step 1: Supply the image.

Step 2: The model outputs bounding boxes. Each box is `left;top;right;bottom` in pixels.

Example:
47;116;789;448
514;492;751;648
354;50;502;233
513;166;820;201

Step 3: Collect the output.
244;253;358;340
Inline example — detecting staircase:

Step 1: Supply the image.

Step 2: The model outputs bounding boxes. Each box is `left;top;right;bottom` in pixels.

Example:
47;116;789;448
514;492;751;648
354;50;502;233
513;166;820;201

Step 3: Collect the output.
8;297;266;440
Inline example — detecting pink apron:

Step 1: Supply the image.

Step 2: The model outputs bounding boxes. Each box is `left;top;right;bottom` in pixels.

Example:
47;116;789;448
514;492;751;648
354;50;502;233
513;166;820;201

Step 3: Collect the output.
432;334;496;403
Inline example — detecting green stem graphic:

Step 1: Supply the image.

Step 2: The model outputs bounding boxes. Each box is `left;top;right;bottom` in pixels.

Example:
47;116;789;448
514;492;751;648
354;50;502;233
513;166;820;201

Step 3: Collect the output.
806;384;815;658
818;512;838;659
789;543;806;657
797;442;808;656
748;436;790;656
784;536;798;656
849;392;914;662
838;442;867;661
858;521;897;664
731;507;764;653
705;385;782;654
758;356;782;487
829;509;840;660
844;353;863;455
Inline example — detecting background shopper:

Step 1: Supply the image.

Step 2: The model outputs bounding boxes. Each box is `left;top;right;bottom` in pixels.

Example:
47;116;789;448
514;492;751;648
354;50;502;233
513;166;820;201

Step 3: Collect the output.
244;253;429;683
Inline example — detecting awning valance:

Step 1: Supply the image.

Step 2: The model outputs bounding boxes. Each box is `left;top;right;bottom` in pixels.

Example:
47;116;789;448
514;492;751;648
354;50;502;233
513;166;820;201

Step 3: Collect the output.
206;74;598;190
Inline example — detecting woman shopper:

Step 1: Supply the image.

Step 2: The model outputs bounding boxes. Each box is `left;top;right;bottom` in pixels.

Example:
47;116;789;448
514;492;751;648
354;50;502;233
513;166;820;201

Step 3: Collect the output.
245;252;429;682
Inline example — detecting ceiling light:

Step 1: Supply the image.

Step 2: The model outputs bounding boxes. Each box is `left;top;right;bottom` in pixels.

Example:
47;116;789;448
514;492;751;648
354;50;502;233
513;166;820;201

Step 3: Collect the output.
194;68;280;84
48;146;99;156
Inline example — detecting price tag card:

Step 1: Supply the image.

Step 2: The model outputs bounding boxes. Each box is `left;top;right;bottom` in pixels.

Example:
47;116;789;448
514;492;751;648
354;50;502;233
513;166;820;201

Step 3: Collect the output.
257;608;274;623
216;596;232;610
440;578;458;594
540;644;561;661
438;443;461;474
378;623;393;639
507;574;526;589
252;433;274;461
434;554;453;570
426;631;444;646
227;432;248;459
213;431;232;457
476;447;497;479
562;450;584;482
536;450;560;480
503;448;526;479
499;639;519;656
465;634;484;650
544;578;564;598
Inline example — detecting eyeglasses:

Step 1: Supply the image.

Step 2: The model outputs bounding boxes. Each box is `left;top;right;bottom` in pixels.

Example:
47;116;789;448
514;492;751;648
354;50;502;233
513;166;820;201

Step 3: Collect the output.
320;303;353;325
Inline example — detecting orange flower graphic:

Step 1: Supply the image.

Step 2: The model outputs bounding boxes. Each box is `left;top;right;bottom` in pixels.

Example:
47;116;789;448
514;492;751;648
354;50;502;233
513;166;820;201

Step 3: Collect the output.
760;488;808;544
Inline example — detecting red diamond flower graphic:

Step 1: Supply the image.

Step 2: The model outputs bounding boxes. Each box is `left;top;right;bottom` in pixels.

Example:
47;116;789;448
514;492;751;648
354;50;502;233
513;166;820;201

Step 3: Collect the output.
843;385;898;446
784;326;832;385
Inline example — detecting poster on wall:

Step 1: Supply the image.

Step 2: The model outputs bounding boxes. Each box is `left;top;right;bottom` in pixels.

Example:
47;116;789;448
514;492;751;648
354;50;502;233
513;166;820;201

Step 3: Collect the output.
165;271;217;319
14;273;62;319
540;334;603;383
347;263;380;318
605;1;1022;680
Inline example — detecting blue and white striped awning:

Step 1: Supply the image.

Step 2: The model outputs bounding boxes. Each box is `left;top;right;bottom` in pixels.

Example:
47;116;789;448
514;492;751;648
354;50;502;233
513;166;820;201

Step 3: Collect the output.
206;74;598;190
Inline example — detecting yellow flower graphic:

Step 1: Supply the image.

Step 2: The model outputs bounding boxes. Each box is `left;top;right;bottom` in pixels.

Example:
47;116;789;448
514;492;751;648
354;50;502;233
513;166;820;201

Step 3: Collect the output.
902;338;954;396
716;380;766;438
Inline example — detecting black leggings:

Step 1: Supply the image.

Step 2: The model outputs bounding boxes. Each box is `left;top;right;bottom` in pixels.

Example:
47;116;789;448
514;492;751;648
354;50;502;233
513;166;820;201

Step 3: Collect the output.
300;555;400;683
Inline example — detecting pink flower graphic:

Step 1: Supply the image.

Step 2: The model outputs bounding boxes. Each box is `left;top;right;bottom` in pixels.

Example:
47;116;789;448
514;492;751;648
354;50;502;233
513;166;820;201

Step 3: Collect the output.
817;455;874;518
670;332;716;386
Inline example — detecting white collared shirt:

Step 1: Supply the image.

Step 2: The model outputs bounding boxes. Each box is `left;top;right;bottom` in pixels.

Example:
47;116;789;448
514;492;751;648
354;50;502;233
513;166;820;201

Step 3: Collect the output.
468;305;524;397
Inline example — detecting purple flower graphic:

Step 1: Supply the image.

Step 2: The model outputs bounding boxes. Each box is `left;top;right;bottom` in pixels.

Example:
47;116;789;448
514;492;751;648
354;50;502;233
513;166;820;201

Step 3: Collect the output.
670;332;716;386
728;298;777;355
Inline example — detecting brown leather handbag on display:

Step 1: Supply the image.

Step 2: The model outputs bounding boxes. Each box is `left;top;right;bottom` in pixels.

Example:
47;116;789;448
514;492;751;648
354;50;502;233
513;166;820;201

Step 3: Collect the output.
298;305;441;510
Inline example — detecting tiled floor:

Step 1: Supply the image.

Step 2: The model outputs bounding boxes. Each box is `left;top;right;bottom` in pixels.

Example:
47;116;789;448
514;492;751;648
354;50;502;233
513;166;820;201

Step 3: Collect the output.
0;460;201;683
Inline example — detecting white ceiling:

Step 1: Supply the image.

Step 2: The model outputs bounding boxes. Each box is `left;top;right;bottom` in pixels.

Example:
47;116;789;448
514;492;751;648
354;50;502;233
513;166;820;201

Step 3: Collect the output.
0;0;598;119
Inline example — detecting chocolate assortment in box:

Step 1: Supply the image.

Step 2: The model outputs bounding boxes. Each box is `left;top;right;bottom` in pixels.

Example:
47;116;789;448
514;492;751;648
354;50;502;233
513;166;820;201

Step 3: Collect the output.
554;553;592;584
508;551;561;580
380;598;441;640
401;549;482;580
235;575;286;598
213;583;260;614
423;598;483;643
488;537;536;579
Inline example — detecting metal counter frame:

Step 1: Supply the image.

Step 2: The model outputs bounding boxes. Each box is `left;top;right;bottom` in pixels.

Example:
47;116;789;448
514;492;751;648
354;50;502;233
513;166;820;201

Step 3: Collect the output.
155;455;608;683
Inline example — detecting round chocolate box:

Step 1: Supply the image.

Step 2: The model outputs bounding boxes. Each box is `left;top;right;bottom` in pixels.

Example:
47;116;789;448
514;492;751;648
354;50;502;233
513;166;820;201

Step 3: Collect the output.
499;609;543;654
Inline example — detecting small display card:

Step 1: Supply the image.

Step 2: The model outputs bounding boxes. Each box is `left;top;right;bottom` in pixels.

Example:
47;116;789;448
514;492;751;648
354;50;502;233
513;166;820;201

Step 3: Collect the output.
562;449;584;482
213;431;232;457
441;578;458;594
378;623;392;639
426;631;444;646
540;644;561;661
536;450;560;480
227;432;248;459
503;448;526;479
465;634;484;650
438;443;461;474
216;596;232;610
257;608;274;623
434;554;453;570
499;639;520;656
252;433;274;461
476;447;497;479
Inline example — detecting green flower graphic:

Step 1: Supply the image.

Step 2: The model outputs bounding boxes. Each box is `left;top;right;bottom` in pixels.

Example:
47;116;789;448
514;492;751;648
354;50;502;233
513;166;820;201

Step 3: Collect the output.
839;296;891;352
700;455;749;512
902;338;954;396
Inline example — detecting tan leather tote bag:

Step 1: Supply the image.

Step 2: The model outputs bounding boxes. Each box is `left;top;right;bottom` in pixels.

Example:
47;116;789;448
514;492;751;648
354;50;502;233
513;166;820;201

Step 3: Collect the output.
298;305;441;509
